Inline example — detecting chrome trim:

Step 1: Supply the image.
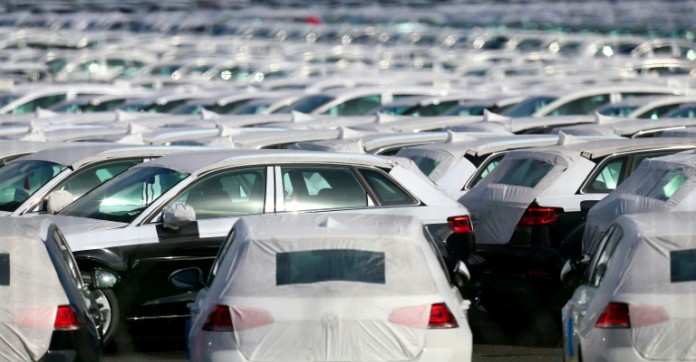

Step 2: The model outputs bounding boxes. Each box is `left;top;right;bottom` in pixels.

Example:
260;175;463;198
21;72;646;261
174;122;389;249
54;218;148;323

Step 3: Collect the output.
127;314;189;321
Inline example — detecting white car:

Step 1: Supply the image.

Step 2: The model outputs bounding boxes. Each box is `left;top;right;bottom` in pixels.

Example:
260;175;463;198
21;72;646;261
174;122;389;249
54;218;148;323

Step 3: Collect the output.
563;211;696;362
186;213;473;362
583;149;696;257
46;149;472;346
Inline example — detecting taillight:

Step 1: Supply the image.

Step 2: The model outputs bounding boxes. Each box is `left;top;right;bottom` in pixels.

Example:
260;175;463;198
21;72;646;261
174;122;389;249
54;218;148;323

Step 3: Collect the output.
203;305;234;332
595;302;630;329
448;215;473;234
428;303;458;329
203;305;273;332
54;305;80;331
518;207;563;226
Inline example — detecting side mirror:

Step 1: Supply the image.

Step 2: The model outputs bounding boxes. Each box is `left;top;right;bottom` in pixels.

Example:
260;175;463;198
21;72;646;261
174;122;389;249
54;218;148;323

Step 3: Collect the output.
163;203;196;230
46;190;75;214
169;267;205;289
454;260;470;282
91;268;119;289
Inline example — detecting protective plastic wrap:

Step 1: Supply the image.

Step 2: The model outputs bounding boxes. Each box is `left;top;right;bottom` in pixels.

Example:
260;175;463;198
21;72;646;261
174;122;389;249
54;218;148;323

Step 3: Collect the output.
603;213;696;360
459;150;570;244
191;213;468;362
583;151;696;255
0;223;69;361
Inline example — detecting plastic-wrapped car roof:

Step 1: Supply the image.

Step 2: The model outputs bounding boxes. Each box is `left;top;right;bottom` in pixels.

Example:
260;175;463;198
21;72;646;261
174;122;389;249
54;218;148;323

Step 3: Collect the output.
515;137;696;160
17;144;212;169
132;149;397;175
399;134;561;158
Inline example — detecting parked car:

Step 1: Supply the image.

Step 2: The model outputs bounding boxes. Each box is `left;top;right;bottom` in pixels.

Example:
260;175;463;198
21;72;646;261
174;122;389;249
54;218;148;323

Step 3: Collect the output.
582;150;696;258
563;211;696;362
184;213;473;362
0;218;114;362
458;137;696;345
0;144;209;217
47;149;472;347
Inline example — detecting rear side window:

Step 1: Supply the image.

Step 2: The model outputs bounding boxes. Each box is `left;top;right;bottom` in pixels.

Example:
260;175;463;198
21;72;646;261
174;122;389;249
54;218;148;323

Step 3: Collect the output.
671;249;696;283
360;169;417;205
276;249;385;285
0;253;8;286
494;158;554;188
585;158;626;193
282;166;368;211
588;225;623;287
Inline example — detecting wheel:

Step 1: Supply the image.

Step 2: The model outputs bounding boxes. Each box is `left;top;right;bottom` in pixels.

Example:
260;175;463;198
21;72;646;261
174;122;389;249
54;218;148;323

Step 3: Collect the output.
93;288;120;347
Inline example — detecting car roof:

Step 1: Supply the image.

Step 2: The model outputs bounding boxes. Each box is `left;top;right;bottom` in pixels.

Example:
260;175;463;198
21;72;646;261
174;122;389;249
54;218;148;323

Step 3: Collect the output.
401;134;561;157
135;149;396;174
515;137;696;160
19;144;212;169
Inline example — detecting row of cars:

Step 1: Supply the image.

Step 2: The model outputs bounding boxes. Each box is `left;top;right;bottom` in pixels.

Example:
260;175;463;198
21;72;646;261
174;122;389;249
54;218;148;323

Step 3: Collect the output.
3;119;696;360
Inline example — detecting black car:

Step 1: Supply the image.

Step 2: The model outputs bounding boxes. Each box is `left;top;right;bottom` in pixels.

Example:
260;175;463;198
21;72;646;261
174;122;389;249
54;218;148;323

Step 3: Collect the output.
0;218;113;362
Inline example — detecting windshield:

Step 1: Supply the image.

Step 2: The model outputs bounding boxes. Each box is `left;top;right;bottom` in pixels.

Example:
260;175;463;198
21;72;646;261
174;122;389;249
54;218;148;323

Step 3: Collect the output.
273;94;334;114
60;167;188;223
501;96;556;117
0;93;20;109
0;160;67;212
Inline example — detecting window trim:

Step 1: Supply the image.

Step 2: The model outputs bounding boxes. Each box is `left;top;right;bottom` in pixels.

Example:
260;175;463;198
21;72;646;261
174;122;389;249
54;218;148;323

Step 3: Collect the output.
357;166;420;207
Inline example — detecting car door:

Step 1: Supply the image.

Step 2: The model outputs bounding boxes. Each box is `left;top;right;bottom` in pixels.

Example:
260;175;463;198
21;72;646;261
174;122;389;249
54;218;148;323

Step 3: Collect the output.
129;166;273;319
563;224;623;361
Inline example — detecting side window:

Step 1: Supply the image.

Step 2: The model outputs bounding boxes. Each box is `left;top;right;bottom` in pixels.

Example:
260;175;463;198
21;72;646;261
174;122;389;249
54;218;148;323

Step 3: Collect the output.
57;159;143;199
324;95;381;116
467;154;504;189
282;166;368;211
587;225;623;287
171;167;266;219
360;168;417;205
550;94;610;115
13;94;67;113
584;157;627;193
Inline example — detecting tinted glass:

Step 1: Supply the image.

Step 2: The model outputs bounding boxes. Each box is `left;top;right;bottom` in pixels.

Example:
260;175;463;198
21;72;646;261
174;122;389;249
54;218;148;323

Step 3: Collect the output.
361;169;416;205
274;95;334;114
282;166;367;211
57;159;142;199
0;254;8;286
170;168;265;218
636;170;687;201
588;225;623;287
408;155;440;176
61;167;188;223
550;94;609;115
586;158;625;192
0;160;67;212
276;249;385;285
52;228;82;288
671;249;696;283
501;96;556;117
324;95;381;116
469;154;504;188
494;158;554;188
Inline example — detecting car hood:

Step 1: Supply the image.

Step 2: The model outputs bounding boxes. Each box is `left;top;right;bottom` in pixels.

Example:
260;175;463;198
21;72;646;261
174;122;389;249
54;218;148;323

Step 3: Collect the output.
44;215;127;234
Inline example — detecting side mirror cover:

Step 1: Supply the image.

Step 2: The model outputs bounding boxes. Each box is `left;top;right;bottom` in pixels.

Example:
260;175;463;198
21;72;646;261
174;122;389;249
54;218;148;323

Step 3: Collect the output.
46;190;75;214
91;268;119;289
163;203;196;230
169;267;205;289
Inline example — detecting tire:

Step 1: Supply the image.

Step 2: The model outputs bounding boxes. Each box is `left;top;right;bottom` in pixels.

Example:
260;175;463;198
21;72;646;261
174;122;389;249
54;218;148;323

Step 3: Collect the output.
93;288;120;348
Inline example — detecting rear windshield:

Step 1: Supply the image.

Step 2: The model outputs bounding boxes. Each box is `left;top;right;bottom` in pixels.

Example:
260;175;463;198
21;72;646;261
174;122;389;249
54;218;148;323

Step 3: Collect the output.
493;158;554;188
0;253;8;286
671;249;696;283
276;249;385;285
635;170;688;201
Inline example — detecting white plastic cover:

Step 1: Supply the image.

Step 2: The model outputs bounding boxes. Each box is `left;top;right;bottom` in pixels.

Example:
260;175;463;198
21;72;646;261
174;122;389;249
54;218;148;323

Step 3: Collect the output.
46;190;75;215
459;150;570;244
582;151;696;256
163;202;196;230
0;224;69;361
602;213;696;360
192;214;460;362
